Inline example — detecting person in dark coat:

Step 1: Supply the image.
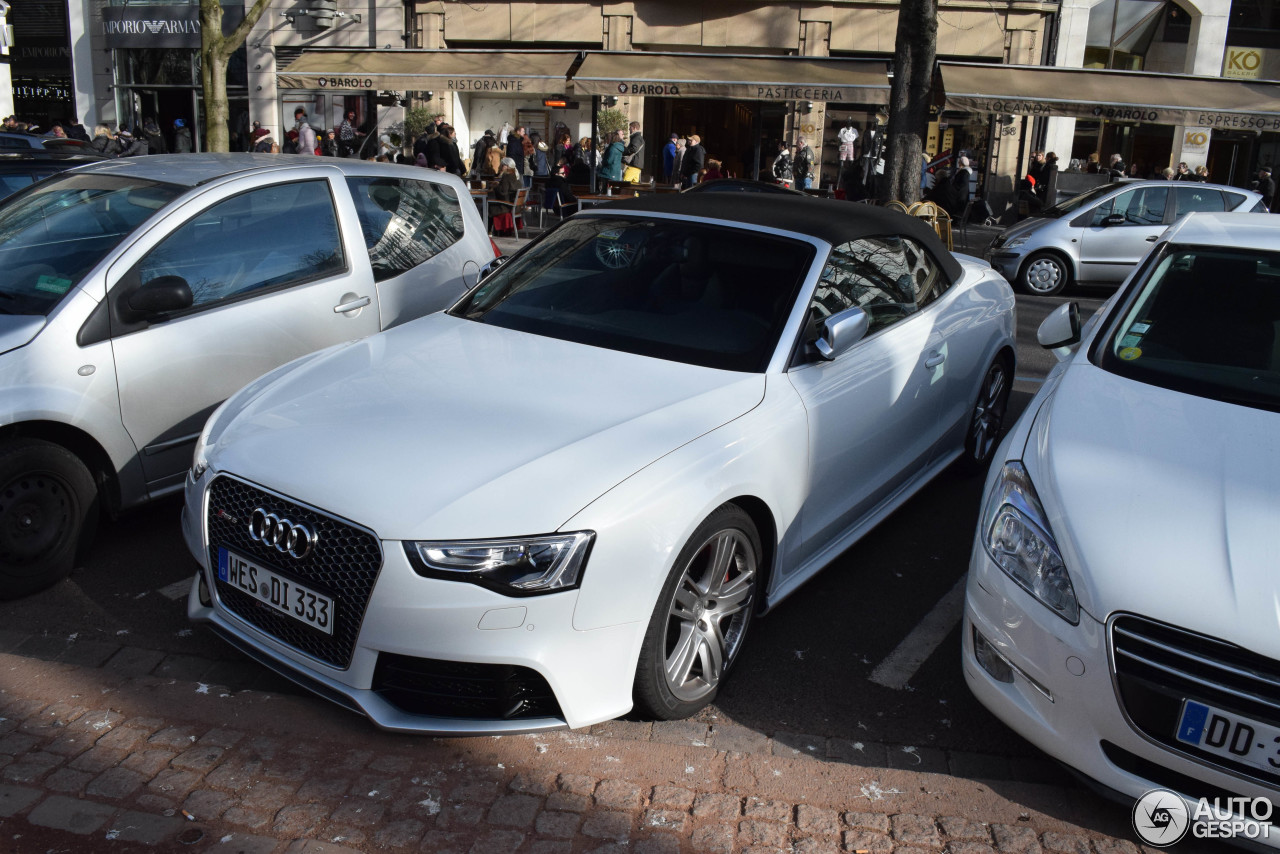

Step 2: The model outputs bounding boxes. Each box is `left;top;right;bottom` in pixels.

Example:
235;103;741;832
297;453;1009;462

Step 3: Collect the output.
428;125;466;177
506;126;527;180
65;117;90;142
622;121;645;175
680;135;705;189
90;125;123;157
141;118;167;155
1256;166;1275;213
252;127;275;152
567;137;597;187
172;119;193;153
118;129;149;157
662;133;678;183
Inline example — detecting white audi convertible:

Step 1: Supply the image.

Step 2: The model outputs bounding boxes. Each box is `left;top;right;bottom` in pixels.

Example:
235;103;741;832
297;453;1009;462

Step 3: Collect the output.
184;194;1015;734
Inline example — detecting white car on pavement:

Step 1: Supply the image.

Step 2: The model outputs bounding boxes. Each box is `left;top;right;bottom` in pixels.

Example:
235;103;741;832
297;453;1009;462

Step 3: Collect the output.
185;193;1016;734
965;211;1280;842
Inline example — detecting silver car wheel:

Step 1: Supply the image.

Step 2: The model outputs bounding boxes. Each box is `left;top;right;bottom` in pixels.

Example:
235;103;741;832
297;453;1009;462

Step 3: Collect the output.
661;528;757;703
969;359;1009;462
1022;254;1068;296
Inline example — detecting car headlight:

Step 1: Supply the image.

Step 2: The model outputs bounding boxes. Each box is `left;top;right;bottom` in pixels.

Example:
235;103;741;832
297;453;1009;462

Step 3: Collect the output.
403;532;595;596
981;462;1078;623
1003;236;1029;251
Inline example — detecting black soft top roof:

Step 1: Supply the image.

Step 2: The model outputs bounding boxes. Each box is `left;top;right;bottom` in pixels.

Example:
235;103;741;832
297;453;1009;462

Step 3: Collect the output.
594;193;964;283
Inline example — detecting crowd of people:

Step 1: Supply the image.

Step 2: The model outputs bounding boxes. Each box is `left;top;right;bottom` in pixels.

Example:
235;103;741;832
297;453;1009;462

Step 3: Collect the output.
3;113;193;157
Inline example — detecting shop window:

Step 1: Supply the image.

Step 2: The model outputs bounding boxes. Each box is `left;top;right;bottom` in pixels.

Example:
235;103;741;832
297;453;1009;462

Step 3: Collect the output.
345;177;466;282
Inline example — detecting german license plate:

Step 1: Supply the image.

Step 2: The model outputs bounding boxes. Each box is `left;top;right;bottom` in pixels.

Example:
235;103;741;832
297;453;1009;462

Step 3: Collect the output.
217;547;333;635
1176;699;1280;773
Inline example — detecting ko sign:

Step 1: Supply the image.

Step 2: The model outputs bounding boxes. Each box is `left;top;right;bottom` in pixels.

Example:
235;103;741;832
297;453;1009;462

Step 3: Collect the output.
1223;47;1265;80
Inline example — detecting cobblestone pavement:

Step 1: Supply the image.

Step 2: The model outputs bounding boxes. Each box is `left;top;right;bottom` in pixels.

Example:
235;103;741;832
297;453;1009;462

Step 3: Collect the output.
0;645;1215;854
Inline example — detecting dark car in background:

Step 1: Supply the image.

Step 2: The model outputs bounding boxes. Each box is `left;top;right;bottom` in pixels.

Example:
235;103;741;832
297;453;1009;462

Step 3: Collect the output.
0;151;106;199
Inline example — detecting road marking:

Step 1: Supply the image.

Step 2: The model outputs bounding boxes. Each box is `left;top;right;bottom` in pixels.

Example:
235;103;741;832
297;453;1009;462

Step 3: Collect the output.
868;574;967;690
157;579;191;601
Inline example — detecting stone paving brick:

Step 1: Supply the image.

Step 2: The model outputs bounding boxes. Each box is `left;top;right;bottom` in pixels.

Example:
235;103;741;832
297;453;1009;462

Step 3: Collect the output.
133;794;175;814
739;818;791;847
184;788;235;820
319;823;367;846
897;847;940;854
69;745;126;774
172;744;225;772
107;809;186;844
845;811;892;833
367;754;414;774
103;646;167;676
557;773;598;796
633;835;682;854
991;823;1043;854
546;792;591;812
264;755;314;783
650;720;710;746
148;768;202;798
828;738;890;766
2;751;60;783
887;744;949;773
946;843;998;854
772;731;829;760
451;780;503;803
707;724;771;754
45;732;93;757
153;653;213;681
582;810;632;841
0;719;15;737
949;750;1014;780
122;747;178;777
693;793;742;820
526;841;574;854
242;780;301;814
224;804;275;829
149;725;201;749
419;830;470;854
35;702;87;728
649;785;694;810
351;773;399;802
44;767;93;793
893;813;942;846
1041;833;1090;854
0;783;41;817
374;818;426;848
468;829;525;853
211;833;279;854
436;802;486;830
691;823;736;854
59;640;120;668
0;629;31;654
642;809;687;833
12;635;75;662
796;803;842;835
26;794;116;834
842;828;894;852
508;770;556;795
0;698;46;720
795;837;839;854
296;774;349;802
66;709;124;736
0;732;40;756
285;840;366;854
1091;840;1141;854
206;757;264;790
594;780;645;810
198;727;246;749
536;810;583;837
335;747;373;769
488;793;542;827
588;719;653;741
272;802;330;836
330;801;387;827
86;766;147;799
941;816;993;842
743;797;791;822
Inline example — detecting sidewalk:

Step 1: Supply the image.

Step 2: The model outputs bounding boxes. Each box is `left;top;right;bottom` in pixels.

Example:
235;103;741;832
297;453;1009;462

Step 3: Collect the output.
0;648;1199;853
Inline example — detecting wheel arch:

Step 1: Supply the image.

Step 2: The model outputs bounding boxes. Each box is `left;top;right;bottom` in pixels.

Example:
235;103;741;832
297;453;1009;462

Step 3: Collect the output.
722;494;777;615
0;421;121;516
1019;246;1077;284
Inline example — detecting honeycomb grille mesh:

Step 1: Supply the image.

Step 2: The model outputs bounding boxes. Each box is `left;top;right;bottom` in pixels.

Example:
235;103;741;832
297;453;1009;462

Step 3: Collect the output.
206;475;382;669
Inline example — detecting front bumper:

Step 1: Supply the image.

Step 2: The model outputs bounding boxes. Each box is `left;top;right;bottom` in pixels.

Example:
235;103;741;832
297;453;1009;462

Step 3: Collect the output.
986;250;1022;283
965;543;1280;847
183;470;641;735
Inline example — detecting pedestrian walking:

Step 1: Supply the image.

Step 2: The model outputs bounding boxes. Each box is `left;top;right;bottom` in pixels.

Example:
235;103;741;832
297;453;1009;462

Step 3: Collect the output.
793;137;814;189
173;119;193;153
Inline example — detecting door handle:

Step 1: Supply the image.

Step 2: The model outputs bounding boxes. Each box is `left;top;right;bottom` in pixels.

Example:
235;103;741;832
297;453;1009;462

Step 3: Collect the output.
333;296;371;313
924;352;946;369
1145;235;1159;242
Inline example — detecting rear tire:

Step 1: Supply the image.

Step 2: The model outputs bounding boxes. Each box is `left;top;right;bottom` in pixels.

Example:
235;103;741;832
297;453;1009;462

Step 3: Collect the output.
0;440;98;599
957;355;1013;475
633;505;761;720
1018;252;1070;296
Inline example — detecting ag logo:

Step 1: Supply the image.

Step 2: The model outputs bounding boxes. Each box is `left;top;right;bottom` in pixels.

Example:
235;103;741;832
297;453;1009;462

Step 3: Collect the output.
1132;789;1190;846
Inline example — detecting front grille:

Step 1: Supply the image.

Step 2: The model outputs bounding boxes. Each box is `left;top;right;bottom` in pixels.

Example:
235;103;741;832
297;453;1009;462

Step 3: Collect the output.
1112;614;1280;784
206;475;383;669
372;653;563;721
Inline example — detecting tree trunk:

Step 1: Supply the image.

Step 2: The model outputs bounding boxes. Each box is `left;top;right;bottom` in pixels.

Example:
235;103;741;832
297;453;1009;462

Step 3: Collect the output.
201;0;274;153
878;0;938;204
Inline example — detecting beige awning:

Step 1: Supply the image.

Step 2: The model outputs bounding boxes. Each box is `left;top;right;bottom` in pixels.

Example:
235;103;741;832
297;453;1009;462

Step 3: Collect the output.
570;52;889;104
940;62;1280;131
277;50;578;94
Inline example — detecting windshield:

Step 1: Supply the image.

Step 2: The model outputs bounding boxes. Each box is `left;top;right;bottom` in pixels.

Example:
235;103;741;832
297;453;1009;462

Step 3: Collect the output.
451;215;814;372
0;173;182;316
1037;182;1122;219
1096;245;1280;413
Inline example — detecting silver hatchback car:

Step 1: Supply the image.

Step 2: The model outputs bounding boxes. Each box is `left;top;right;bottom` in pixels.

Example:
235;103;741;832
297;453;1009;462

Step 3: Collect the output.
987;180;1266;295
0;154;497;598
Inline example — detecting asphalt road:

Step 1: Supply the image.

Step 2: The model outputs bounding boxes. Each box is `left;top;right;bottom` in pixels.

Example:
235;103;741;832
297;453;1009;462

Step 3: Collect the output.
0;289;1108;760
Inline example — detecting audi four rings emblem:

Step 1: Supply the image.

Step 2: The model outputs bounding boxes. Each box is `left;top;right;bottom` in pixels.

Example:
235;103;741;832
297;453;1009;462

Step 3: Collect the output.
248;507;317;559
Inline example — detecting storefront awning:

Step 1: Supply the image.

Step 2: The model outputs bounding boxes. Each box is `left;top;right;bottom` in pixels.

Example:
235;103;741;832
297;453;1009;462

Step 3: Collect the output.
277;50;579;94
570;52;890;104
940;62;1280;131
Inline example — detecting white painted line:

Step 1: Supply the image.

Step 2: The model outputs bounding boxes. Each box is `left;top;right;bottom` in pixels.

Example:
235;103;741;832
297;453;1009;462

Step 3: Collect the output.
868;574;968;690
157;579;192;601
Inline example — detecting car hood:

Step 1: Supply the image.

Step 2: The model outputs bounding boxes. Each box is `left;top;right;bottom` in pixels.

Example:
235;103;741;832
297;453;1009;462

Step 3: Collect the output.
0;315;46;356
1033;362;1280;653
211;313;766;540
993;217;1051;246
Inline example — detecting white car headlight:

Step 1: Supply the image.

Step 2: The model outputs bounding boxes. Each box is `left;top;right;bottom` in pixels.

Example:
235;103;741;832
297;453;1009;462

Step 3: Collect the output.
1004;236;1029;251
981;462;1078;623
404;532;595;596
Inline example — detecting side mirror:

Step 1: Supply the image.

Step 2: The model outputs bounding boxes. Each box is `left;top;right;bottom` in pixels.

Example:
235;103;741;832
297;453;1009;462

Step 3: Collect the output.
126;275;193;320
1101;213;1126;227
1037;301;1081;351
815;306;869;361
479;256;508;281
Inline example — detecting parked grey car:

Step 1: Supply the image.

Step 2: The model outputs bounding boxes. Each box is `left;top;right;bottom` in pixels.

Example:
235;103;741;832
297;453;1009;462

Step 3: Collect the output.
0;154;498;598
986;180;1266;295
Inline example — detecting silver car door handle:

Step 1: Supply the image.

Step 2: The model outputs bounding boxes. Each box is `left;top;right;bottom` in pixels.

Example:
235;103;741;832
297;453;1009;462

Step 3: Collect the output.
925;352;946;369
334;296;371;313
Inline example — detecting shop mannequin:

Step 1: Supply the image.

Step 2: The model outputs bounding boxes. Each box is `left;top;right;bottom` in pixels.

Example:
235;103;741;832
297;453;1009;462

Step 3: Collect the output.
838;120;859;161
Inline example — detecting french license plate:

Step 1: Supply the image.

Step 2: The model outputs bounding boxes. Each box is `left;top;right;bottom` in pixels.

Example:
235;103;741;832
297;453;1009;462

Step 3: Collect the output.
217;547;333;635
1176;699;1280;773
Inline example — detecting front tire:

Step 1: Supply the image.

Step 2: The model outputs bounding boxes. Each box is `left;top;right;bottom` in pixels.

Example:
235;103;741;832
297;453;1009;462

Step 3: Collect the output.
633;505;761;720
1019;252;1070;296
958;355;1013;475
0;440;98;599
